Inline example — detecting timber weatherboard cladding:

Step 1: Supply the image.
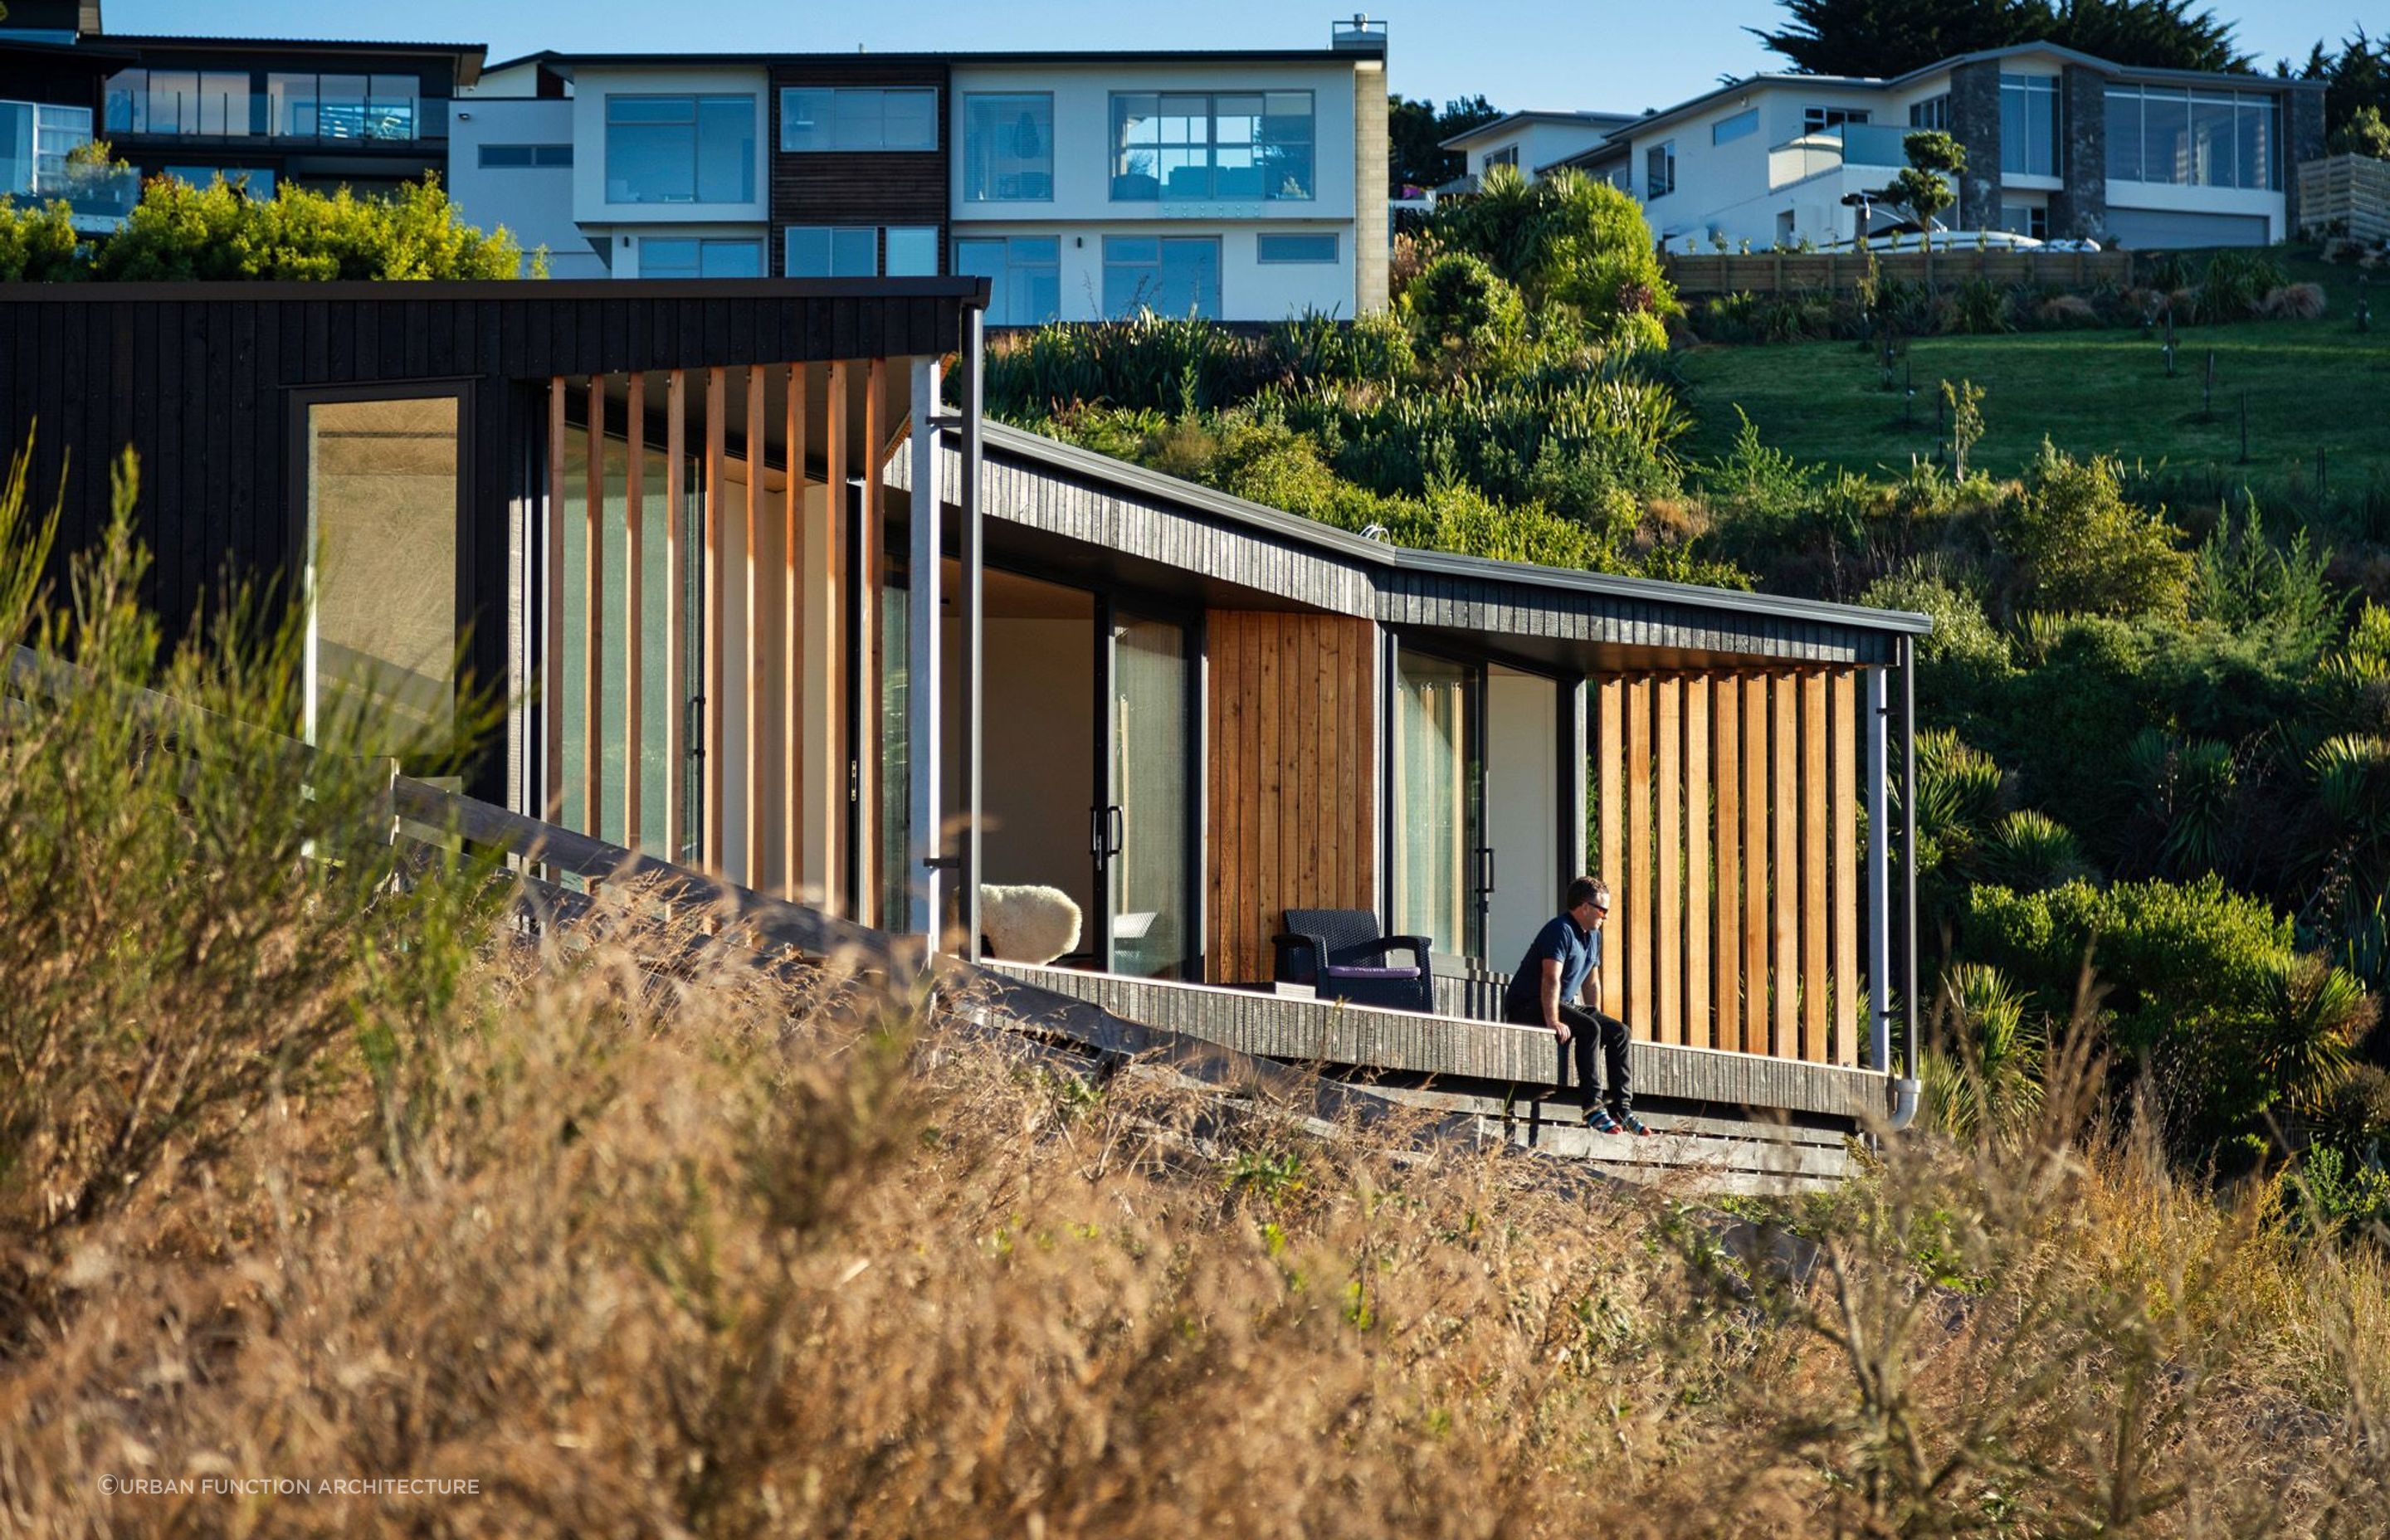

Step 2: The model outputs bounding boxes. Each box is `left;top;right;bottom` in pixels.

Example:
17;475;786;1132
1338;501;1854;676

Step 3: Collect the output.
1206;611;1378;985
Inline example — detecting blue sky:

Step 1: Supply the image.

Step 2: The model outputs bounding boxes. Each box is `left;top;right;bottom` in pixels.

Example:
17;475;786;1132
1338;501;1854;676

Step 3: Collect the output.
105;1;2379;113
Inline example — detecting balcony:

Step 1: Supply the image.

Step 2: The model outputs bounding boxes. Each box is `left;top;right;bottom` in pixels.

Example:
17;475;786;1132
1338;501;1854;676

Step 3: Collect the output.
1768;122;1917;188
102;84;444;145
0;100;140;231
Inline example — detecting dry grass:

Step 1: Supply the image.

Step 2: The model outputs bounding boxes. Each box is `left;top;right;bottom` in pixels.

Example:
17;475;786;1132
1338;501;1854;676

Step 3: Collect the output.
2257;283;2332;321
4;471;2390;1538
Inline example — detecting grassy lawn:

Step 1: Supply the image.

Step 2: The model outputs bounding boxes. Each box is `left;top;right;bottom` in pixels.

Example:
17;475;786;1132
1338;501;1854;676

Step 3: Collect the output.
1675;251;2390;504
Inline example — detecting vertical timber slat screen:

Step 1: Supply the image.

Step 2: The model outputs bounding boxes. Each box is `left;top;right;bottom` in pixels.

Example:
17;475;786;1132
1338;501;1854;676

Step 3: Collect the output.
783;363;806;899
1591;668;1870;1065
702;366;727;873
1656;676;1680;1045
664;370;688;865
1205;612;1377;985
544;378;566;823
623;372;645;848
1594;679;1623;1018
744;364;768;889
583;376;602;833
1622;677;1652;1041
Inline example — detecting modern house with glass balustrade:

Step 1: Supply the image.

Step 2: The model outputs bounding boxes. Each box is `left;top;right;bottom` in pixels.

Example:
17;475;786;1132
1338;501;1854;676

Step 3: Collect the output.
445;20;1391;320
1583;43;2324;252
0;0;480;212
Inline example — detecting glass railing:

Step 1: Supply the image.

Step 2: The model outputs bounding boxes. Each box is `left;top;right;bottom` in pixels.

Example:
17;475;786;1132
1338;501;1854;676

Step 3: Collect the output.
43;161;142;222
1768;121;1920;186
101;88;441;142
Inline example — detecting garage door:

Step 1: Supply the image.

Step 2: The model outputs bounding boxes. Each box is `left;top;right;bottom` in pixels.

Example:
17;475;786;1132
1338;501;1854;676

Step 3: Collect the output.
2105;207;2272;249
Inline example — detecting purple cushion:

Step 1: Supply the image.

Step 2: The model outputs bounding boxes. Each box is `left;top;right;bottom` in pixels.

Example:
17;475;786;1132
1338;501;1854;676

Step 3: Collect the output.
1324;964;1422;981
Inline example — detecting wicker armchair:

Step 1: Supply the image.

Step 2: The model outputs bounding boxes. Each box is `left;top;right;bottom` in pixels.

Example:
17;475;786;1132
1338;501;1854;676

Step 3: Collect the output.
1271;908;1434;1013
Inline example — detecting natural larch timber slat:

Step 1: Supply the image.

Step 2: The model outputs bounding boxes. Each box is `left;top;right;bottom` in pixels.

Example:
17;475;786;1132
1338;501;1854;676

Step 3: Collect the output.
1832;669;1860;1066
583;376;603;841
703;366;726;873
744;363;767;890
822;360;848;911
1742;675;1769;1056
856;357;885;924
783;363;805;900
1656;675;1681;1045
1596;678;1623;1018
1772;673;1800;1060
1713;676;1742;1054
1685;675;1711;1049
624;372;645;850
1801;670;1830;1064
1624;676;1652;1041
544;377;565;826
664;370;686;863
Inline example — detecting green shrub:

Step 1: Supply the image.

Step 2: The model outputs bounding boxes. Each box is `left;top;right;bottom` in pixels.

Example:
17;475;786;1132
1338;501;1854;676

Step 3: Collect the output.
1858;566;2011;674
2004;446;2192;620
0;198;85;280
1924;962;2044;1144
1403;251;1526;358
1979;809;2095;893
90;175;523;281
2192;505;2345;669
1964;876;2374;1147
2194;248;2287;323
2275;1143;2390;1243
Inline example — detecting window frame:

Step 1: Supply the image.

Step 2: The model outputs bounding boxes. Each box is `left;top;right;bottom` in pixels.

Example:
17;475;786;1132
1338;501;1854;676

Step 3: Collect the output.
1802;105;1871;134
477;142;573;168
954;235;1061;326
1646;139;1675;199
1997;73;2061;178
783;224;881;278
603;92;757;206
286;380;473;758
1109;89;1316;203
1255;231;1339;264
778;86;940;152
1101;233;1222;319
640;236;765;280
1712;109;1759;147
959;90;1055;202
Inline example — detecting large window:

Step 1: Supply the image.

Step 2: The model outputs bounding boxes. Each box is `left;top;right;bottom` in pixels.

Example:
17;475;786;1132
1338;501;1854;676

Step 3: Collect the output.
778;87;938;152
1102;235;1220;319
1256;231;1338;263
267;73;419;141
1909;94;1950;131
784;225;936;277
2000;74;2059;176
640;238;763;279
1712;109;1759;146
1646;139;1675;198
1803;105;1871;133
961;92;1052;201
2103;85;2276;189
304;394;460;756
104;68;251;136
1110;90;1314;202
955;236;1060;325
1998;202;2049;239
604;95;755;205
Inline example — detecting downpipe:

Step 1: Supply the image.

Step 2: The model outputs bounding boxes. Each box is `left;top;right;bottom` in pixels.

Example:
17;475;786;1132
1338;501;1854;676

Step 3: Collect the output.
1885;1075;1922;1133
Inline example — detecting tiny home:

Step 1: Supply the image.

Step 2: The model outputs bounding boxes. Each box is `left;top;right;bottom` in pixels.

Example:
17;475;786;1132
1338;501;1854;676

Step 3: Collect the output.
0;276;1929;1167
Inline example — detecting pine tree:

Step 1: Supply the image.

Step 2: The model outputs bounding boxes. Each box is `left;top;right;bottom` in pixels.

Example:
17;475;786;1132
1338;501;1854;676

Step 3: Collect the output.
1752;0;2246;78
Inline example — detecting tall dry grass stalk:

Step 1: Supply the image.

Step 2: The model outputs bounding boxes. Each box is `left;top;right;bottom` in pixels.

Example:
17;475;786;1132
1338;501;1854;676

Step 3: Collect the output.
2;458;2389;1537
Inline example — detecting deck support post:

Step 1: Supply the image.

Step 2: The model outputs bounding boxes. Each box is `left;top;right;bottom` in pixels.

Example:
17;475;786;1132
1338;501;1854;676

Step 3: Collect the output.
1865;665;1893;1073
957;307;985;960
906;358;944;948
1898;636;1919;1086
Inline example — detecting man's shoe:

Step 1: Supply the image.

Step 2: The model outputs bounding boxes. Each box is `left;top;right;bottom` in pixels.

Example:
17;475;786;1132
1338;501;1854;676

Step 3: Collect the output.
1615;1111;1653;1137
1587;1108;1622;1134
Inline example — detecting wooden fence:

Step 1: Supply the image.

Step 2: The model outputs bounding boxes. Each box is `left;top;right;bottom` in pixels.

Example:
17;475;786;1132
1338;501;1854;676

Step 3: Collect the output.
2297;154;2390;245
1665;246;2133;296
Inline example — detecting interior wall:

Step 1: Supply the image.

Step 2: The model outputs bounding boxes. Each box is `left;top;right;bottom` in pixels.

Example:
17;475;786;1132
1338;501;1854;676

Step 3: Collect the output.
1207;611;1378;984
1484;665;1561;972
961;615;1097;954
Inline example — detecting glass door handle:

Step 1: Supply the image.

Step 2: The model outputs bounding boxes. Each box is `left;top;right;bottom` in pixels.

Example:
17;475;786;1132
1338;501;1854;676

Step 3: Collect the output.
1474;846;1495;896
1106;805;1124;860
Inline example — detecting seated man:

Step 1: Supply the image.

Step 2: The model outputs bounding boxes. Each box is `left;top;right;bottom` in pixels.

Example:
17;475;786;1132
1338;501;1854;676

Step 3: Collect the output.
1500;876;1649;1136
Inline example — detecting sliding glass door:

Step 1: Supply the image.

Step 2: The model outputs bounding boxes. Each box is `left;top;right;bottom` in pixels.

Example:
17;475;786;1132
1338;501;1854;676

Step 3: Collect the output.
1102;611;1194;977
1390;647;1482;962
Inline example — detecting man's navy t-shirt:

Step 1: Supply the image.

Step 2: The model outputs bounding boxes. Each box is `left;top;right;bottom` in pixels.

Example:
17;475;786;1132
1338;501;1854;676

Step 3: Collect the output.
1501;914;1600;1023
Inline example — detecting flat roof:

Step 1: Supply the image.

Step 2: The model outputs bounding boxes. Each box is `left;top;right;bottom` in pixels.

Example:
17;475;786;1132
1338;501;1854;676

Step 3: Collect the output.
980;422;1931;638
496;41;1384;76
76;32;486;84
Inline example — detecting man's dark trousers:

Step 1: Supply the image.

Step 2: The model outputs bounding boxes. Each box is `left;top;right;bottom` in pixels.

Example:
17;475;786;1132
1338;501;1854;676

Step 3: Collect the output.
1506;1001;1632;1115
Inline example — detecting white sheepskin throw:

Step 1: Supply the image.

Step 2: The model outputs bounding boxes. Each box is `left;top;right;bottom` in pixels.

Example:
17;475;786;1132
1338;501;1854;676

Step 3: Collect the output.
979;884;1082;965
